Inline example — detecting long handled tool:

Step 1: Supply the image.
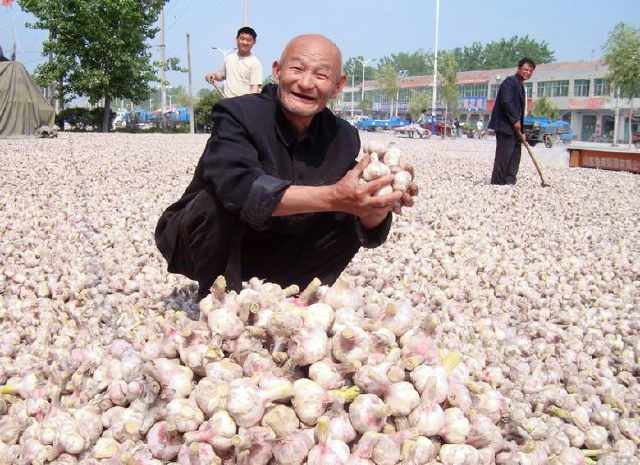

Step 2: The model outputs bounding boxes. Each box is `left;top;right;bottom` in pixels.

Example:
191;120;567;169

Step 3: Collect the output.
210;80;225;98
521;137;551;187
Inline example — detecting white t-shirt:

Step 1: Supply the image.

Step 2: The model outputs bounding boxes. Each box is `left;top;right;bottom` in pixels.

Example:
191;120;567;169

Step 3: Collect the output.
221;53;262;98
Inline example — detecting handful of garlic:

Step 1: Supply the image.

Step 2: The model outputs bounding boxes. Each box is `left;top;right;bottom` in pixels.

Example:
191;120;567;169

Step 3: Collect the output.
361;141;414;196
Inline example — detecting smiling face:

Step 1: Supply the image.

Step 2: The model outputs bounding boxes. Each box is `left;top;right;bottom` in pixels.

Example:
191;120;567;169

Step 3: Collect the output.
517;63;535;81
236;32;256;56
272;35;346;133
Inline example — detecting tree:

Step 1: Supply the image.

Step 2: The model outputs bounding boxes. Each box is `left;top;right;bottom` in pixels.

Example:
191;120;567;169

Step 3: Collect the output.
439;53;458;136
360;96;373;116
343;56;376;87
483;35;554;70
603;22;640;147
376;63;399;118
20;0;166;132
194;89;221;133
409;92;431;121
532;97;559;120
378;51;431;76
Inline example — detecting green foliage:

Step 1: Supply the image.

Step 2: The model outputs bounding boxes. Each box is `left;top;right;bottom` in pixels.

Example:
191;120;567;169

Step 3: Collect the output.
376;64;399;101
57;106;115;131
194;89;221;132
439;53;458;112
603;22;640;101
354;36;554;79
409;92;431;120
343;56;376;86
376;63;399;117
19;0;167;131
360;96;373;115
378;51;431;76
481;35;554;69
532;97;559;119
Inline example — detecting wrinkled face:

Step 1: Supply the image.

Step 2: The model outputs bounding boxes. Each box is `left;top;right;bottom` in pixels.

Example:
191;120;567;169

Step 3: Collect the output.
517;63;535;81
273;37;346;122
236;33;255;56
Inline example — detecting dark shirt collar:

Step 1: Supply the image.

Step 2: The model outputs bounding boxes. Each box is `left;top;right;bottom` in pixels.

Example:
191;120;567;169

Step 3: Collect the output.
264;84;336;148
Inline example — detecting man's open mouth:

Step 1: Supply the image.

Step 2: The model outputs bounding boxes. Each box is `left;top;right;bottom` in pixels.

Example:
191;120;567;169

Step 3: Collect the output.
291;91;316;102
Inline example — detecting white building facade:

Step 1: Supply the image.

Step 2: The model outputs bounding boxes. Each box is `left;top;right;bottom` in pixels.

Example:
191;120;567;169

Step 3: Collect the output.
337;60;639;143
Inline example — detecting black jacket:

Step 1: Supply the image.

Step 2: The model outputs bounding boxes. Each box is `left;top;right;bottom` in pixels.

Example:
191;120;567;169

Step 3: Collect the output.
155;84;391;288
488;74;525;135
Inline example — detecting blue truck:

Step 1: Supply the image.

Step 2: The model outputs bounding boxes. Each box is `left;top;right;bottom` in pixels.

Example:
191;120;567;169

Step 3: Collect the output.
523;116;574;147
356;116;411;132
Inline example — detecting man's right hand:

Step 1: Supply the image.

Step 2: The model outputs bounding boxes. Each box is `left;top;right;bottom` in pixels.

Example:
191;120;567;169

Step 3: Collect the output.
331;154;403;228
513;121;526;142
205;72;220;84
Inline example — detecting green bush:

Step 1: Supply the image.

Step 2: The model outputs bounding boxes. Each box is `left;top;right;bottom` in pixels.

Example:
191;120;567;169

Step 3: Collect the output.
57;107;116;131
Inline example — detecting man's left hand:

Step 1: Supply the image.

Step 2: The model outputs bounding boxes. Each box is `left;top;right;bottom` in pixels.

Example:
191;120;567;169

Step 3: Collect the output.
392;164;419;215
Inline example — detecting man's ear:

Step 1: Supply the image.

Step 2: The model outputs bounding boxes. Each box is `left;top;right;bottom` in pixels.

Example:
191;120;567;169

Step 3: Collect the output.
332;74;347;98
272;60;281;84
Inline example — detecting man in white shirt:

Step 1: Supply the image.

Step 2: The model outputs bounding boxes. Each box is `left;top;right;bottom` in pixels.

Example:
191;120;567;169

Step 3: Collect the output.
205;27;263;98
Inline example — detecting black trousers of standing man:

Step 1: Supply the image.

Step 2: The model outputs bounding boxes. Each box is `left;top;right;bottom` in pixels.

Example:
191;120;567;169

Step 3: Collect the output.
491;132;522;185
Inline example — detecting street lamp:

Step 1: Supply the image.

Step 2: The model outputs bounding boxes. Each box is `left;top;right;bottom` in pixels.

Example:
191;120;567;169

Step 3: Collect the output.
350;72;356;119
356;58;376;116
431;0;440;135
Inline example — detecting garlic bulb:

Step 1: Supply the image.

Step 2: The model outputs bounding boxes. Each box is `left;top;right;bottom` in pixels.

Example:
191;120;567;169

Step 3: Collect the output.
362;154;391;182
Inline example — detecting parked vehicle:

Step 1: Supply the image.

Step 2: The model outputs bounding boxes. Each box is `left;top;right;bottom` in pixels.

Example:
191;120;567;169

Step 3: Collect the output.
523;116;571;148
356;116;411;132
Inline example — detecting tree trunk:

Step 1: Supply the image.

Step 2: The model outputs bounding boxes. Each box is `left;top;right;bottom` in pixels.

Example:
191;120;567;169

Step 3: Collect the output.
442;104;447;139
612;91;619;146
57;80;64;128
628;105;633;149
102;95;112;133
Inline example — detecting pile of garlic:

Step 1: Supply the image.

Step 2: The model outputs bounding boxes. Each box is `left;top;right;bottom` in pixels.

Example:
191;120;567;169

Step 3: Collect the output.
360;141;414;196
1;274;515;465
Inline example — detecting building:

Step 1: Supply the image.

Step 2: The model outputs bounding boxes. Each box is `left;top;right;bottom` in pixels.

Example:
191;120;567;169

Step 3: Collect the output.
337;60;639;143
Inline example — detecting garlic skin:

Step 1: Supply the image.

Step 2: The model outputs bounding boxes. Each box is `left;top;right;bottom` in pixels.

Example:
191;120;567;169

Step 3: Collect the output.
349;394;389;434
441;408;471;444
362;154;391;182
383;147;403;167
392;170;412;192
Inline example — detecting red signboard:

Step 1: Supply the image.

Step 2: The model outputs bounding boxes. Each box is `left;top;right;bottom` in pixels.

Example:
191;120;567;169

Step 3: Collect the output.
569;98;605;110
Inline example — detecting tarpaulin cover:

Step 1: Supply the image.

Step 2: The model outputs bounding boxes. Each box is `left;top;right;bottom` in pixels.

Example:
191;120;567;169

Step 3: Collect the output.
0;61;55;137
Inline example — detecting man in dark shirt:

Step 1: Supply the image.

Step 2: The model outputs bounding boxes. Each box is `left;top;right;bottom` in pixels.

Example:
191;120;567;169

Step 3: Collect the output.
488;58;536;185
156;34;417;297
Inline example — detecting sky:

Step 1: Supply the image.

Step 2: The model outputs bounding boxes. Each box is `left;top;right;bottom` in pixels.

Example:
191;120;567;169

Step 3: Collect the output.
1;0;638;96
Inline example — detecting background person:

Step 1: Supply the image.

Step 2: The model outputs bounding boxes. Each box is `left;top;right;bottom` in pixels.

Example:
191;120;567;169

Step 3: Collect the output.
157;34;417;298
488;57;536;185
205;26;263;98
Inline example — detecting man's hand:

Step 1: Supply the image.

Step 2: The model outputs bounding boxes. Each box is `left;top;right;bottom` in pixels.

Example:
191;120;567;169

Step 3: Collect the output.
391;164;419;215
513;121;526;142
205;72;222;84
331;155;403;229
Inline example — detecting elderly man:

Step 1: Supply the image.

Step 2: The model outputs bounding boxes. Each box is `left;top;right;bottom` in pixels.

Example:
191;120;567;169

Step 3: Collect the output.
156;34;417;297
488;57;536;185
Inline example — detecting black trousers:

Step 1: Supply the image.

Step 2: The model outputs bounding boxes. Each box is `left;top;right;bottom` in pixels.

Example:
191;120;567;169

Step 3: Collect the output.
156;189;362;296
491;132;522;185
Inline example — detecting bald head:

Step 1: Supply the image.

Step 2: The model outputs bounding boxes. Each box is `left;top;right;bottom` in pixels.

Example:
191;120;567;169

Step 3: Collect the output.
280;34;343;79
272;34;347;133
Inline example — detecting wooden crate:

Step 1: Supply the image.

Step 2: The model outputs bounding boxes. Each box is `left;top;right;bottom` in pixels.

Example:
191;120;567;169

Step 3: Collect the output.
568;146;640;174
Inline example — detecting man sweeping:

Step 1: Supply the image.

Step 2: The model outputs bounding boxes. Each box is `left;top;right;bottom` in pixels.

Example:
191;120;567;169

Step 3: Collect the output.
488;58;536;185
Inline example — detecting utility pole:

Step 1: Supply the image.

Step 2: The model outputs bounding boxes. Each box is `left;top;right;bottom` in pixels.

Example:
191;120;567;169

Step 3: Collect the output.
160;6;167;126
431;0;440;135
350;72;355;119
242;0;249;25
187;33;195;134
